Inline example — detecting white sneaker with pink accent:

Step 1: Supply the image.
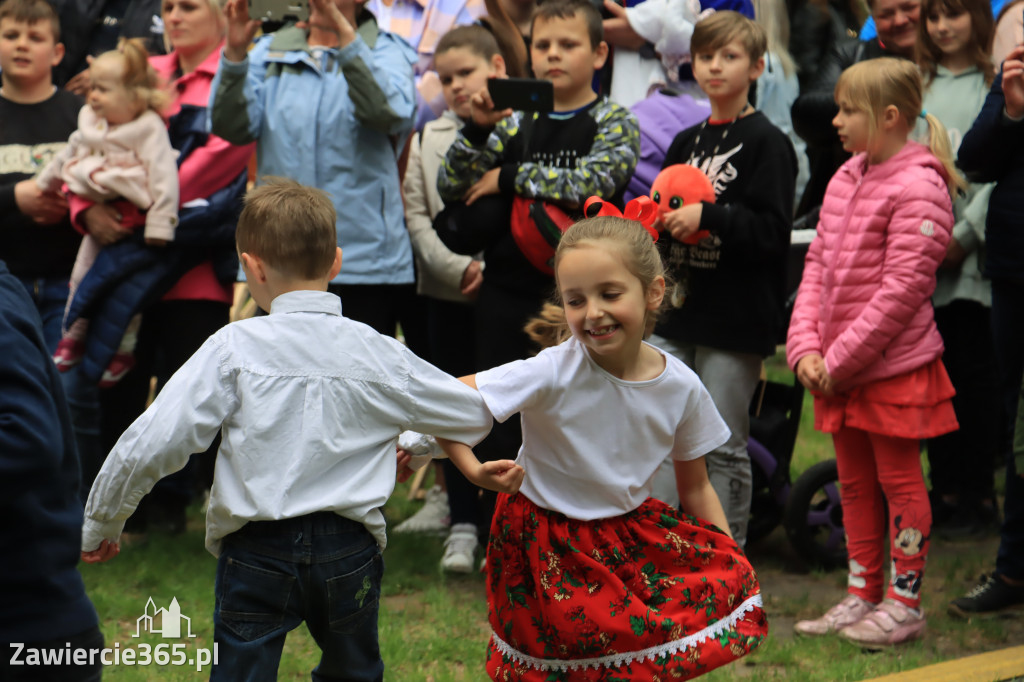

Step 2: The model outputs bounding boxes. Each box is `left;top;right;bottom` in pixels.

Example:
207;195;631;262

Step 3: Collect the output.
840;599;926;648
794;594;877;636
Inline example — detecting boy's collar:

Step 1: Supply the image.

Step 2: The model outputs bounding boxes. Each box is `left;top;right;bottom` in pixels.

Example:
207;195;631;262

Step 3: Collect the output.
0;83;57;105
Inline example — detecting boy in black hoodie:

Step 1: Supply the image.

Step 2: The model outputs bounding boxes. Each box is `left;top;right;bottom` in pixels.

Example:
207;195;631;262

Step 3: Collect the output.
653;10;796;548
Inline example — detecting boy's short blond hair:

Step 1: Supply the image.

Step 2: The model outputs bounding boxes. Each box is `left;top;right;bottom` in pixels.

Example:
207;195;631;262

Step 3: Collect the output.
690;10;767;62
0;0;61;41
531;0;603;49
236;178;338;280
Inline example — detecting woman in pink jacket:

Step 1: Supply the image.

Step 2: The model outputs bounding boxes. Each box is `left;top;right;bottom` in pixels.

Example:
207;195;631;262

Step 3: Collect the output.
787;57;962;648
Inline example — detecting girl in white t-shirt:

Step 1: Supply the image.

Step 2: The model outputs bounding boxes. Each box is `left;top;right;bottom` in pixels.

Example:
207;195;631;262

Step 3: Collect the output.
437;215;767;681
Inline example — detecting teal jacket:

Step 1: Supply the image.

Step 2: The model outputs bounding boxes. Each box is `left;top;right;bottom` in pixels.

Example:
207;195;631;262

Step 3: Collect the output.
209;14;417;284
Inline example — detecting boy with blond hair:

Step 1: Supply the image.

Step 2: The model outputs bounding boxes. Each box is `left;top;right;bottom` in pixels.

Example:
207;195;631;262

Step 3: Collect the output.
81;178;524;680
652;10;797;547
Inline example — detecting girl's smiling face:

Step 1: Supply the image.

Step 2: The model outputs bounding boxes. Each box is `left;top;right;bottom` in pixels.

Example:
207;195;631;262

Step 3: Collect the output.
925;6;972;59
557;240;663;374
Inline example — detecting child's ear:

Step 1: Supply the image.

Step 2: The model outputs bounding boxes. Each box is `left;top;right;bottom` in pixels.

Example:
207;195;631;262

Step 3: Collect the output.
490;54;507;78
240;252;268;283
748;55;765;81
592;40;610;70
881;103;901;130
52;41;66;68
328;247;343;280
646;275;666;310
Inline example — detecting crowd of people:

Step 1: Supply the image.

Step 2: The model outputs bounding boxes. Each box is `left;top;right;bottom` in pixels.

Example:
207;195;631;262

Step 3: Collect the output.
1;0;1022;677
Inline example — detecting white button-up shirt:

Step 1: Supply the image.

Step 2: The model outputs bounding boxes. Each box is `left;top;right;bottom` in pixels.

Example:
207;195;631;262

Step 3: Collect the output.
82;290;492;556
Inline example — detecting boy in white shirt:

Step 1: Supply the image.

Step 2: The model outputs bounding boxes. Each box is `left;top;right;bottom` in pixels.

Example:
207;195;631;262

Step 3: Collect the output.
80;178;524;681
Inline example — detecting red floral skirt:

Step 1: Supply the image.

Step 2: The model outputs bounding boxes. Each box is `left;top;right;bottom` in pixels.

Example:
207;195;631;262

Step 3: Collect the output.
485;493;767;681
814;359;958;439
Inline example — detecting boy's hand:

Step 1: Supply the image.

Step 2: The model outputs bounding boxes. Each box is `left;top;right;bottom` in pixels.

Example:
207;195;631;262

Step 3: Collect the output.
469;86;513;129
941;237;967;269
460;260;483;297
660;204;703;242
795;353;825;392
472;460;525;494
81;539;120;564
1003;45;1024;119
464;168;501;206
223;0;261;62
14;180;68;225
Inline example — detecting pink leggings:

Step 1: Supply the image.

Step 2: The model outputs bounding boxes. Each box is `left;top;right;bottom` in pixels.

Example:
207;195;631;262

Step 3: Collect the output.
832;426;931;608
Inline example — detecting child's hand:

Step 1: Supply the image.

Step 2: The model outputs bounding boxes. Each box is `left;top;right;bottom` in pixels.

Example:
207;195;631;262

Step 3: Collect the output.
1003;45;1024;119
660;204;703;243
223;0;261;62
469;86;513;129
472;460;525;494
81;539;120;564
819;369;836;397
396;448;415;483
941;237;967;269
145;237;169;247
464;168;501;205
795;353;825;391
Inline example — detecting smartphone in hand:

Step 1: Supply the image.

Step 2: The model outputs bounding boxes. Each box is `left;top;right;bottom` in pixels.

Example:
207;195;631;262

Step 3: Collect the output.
248;0;309;27
488;78;554;113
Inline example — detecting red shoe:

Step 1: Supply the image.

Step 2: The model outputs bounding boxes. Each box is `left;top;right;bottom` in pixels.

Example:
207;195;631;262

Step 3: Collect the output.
53;338;85;371
99;352;136;388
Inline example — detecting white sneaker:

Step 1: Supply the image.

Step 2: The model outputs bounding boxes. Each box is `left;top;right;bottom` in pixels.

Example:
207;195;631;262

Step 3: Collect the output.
441;524;478;573
393;485;450;535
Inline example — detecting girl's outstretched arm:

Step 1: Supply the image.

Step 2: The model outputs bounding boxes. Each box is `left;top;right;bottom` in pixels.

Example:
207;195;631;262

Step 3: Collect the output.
674;458;732;539
436;437;524;494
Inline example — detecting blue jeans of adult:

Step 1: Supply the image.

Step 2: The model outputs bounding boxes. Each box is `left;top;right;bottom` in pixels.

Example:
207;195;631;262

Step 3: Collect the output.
16;276;101;503
211;512;384;682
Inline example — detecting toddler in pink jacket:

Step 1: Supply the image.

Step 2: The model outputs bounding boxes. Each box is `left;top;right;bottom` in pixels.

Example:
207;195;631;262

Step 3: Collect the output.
786;58;961;649
36;39;178;387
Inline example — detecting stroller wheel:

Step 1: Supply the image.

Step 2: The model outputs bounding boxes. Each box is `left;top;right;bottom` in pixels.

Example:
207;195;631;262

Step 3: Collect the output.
783;459;847;570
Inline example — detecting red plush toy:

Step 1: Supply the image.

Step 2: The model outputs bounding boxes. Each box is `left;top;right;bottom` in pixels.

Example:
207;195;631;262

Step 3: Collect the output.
650;164;715;244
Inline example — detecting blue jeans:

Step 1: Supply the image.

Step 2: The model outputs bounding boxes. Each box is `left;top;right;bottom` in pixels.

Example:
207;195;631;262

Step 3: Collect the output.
16;276;102;502
211;513;384;682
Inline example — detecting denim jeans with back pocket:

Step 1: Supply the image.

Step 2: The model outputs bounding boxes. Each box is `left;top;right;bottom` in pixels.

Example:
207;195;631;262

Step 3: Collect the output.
211;512;384;682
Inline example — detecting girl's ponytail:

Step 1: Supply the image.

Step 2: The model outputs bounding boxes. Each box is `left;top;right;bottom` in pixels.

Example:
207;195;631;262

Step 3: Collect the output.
922;112;968;195
524;303;571;349
114;37;171;115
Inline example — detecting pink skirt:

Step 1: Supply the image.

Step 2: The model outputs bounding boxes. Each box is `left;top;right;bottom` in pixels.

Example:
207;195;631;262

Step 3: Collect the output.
814;359;959;439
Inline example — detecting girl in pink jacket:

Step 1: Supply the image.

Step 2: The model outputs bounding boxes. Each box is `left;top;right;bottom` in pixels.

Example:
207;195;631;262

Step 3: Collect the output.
37;39;177;387
787;57;962;648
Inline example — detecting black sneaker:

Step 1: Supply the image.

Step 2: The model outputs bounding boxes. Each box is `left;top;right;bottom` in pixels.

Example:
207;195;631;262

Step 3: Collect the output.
948;574;1024;618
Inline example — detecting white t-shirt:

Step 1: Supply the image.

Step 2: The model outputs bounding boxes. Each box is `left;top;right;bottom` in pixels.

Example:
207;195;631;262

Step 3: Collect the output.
475;337;730;520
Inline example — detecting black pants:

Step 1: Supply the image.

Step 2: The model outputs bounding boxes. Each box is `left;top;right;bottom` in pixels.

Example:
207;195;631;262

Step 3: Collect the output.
927;300;1000;504
94;299;229;528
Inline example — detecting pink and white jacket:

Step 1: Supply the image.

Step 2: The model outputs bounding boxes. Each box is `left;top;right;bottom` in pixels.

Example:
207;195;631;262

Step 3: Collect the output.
786;141;953;390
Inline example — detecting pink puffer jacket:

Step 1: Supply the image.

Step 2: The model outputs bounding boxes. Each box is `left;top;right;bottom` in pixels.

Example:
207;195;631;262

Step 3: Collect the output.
787;141;953;390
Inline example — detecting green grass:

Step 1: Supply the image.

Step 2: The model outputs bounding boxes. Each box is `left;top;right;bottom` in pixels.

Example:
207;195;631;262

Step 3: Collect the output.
79;351;1021;680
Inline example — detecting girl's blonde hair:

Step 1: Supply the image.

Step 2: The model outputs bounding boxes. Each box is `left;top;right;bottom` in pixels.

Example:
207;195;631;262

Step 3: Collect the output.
524;216;669;349
835;57;967;194
93;38;171;115
753;0;797;78
917;0;994;86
